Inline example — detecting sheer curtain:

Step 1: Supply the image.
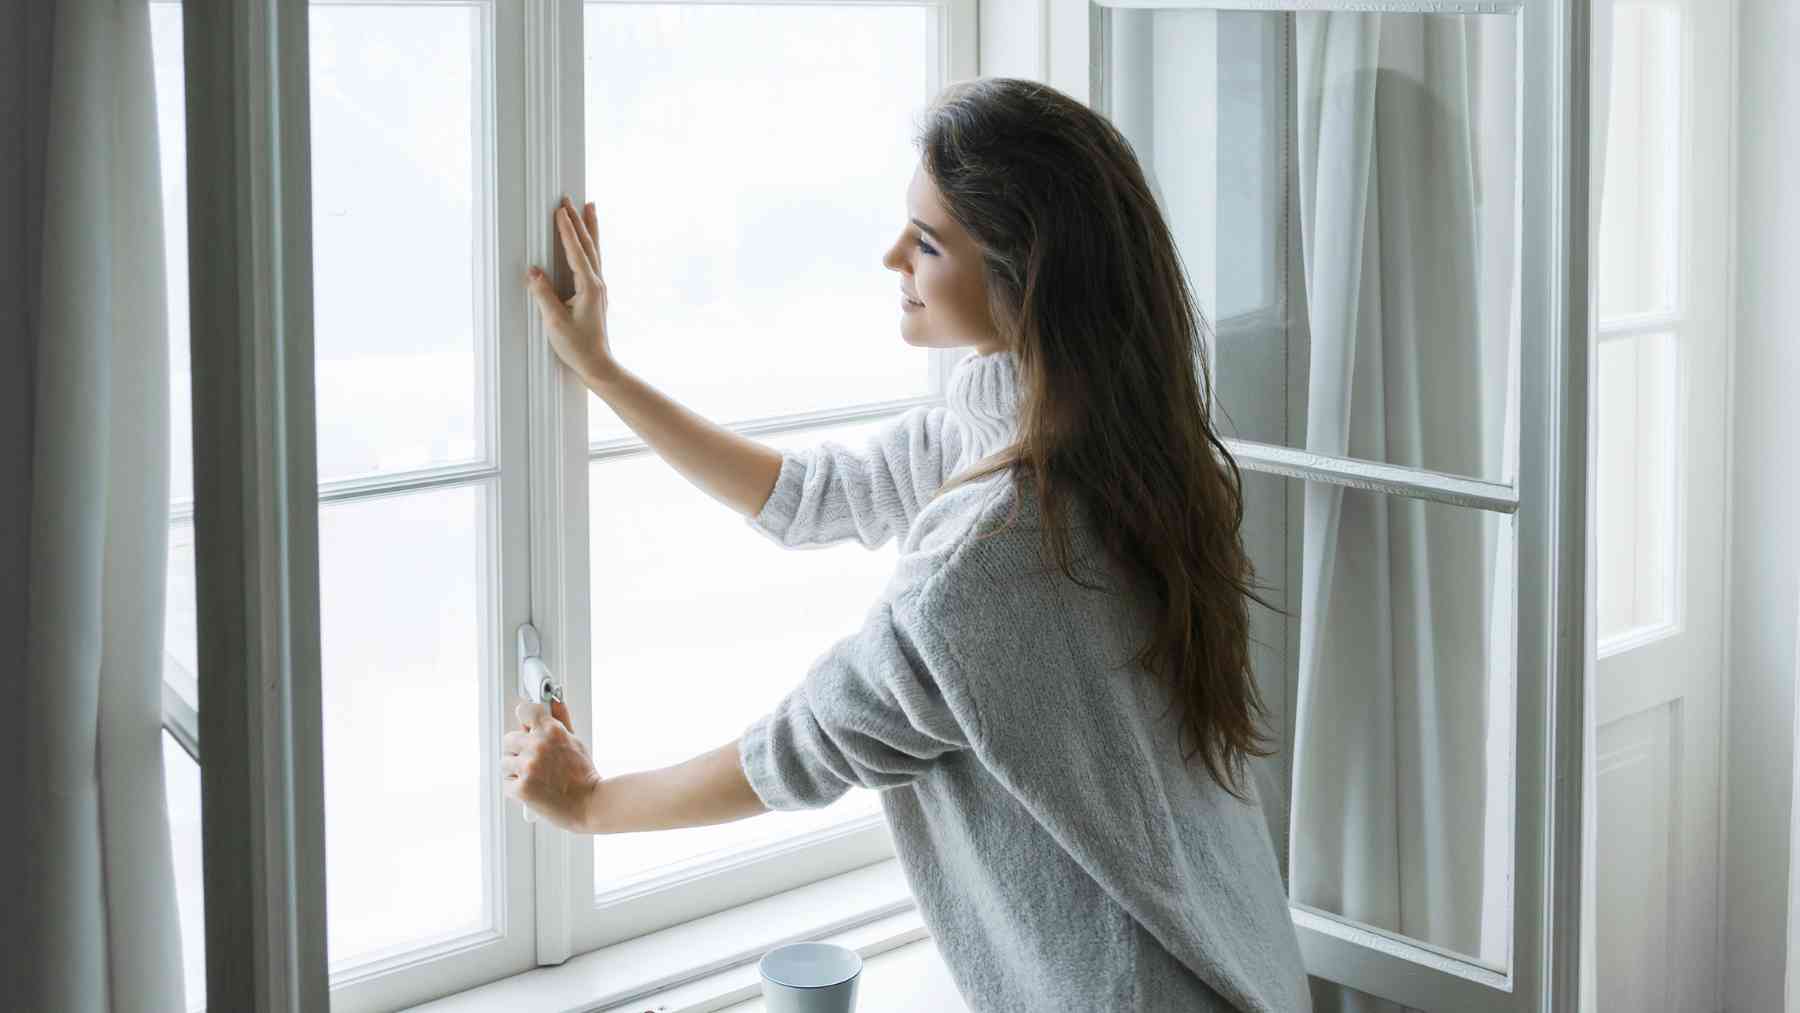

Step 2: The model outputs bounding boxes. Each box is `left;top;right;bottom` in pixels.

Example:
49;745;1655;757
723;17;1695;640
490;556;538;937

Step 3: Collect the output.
15;0;187;1007
1286;13;1516;1012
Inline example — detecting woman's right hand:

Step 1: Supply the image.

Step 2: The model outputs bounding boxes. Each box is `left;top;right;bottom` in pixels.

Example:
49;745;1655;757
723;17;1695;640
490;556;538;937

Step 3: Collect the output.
527;196;617;386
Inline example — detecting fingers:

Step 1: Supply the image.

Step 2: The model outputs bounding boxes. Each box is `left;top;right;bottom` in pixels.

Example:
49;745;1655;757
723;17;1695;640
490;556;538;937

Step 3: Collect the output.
562;196;600;273
550;697;575;734
555;204;595;286
525;268;570;325
516;700;550;732
581;201;603;276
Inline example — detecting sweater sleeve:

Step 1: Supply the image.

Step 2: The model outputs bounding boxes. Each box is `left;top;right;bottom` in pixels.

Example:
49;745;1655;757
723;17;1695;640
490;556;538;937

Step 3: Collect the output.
744;404;964;551
737;587;982;810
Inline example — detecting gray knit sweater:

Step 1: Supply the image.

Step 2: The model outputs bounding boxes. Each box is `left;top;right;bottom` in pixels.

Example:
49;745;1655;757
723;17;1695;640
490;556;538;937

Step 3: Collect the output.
737;349;1312;1013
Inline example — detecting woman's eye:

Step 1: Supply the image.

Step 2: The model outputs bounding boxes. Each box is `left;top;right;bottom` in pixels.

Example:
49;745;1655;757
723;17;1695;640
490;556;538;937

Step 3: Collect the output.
914;238;937;255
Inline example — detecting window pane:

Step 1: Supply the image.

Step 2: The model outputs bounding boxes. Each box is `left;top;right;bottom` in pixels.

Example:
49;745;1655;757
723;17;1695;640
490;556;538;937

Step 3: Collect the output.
1100;8;1521;484
582;4;933;444
1595;332;1676;645
163;517;200;707
162;732;206;1012
150;1;194;507
311;4;488;483
1598;4;1680;321
587;419;893;891
319;484;492;966
1273;481;1515;970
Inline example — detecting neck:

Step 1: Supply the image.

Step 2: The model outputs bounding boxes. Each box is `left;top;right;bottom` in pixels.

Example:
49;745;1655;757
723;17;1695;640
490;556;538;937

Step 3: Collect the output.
945;347;1021;465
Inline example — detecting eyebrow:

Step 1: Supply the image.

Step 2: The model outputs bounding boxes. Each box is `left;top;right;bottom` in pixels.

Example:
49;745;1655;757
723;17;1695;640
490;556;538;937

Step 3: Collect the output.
910;217;943;242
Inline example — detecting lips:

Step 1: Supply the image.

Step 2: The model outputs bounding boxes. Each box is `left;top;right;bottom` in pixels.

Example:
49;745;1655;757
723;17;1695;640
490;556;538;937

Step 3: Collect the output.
901;291;923;307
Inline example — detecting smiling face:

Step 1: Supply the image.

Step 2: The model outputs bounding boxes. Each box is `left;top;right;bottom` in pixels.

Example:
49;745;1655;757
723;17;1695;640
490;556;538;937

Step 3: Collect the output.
882;162;1004;355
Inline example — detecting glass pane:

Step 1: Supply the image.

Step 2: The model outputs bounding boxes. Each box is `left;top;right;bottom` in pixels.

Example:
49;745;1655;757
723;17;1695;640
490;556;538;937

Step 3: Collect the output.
1595;333;1676;644
319;484;491;966
1273;481;1515;969
163;516;200;707
588;419;894;891
162;732;207;1012
311;4;488;483
582;4;932;444
149;1;194;508
1100;8;1521;484
1598;4;1680;321
151;3;201;710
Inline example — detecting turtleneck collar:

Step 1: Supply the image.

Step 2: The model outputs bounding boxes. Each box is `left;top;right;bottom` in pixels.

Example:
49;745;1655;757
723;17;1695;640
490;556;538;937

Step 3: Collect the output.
945;347;1022;465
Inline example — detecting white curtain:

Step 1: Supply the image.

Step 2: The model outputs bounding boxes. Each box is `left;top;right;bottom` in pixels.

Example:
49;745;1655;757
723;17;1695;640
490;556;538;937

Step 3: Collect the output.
1286;13;1517;1012
17;0;187;1006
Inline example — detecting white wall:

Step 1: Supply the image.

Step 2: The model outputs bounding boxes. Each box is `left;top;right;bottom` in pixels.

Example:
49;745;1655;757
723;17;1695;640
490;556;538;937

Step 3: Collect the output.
1724;3;1800;1010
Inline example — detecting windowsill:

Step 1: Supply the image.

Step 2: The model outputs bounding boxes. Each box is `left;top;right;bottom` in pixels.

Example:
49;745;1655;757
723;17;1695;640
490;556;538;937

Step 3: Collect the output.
405;857;967;1013
707;929;968;1013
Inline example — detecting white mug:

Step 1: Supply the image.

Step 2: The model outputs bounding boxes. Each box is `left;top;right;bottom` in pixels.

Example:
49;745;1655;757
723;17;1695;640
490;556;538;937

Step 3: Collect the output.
758;942;863;1013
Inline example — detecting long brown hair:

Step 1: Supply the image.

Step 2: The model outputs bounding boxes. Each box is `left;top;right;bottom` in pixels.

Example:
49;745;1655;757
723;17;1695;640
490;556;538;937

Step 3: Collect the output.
918;77;1280;803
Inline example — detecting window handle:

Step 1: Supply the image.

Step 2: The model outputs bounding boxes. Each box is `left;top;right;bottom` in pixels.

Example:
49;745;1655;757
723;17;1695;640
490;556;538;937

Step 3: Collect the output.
515;623;565;824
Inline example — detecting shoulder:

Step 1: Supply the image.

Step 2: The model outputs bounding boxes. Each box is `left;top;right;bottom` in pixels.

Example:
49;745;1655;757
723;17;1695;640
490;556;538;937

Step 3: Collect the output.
875;402;962;461
886;469;1085;625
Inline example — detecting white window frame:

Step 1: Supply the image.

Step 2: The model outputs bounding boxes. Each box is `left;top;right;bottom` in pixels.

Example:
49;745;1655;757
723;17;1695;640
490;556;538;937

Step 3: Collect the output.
1044;0;1588;1009
180;0;541;1008
183;0;987;1007
1591;0;1684;659
184;0;1585;1008
526;0;984;977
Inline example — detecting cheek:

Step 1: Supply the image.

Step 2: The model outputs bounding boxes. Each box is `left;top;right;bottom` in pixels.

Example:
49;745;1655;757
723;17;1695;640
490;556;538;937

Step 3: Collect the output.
918;262;964;309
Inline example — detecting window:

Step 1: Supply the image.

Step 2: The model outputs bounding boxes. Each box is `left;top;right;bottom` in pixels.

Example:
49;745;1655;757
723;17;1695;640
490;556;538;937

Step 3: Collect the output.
147;7;204;1007
1048;0;1579;1007
153;0;538;1005
1594;2;1681;650
167;0;1585;1007
155;0;977;1006
558;0;976;955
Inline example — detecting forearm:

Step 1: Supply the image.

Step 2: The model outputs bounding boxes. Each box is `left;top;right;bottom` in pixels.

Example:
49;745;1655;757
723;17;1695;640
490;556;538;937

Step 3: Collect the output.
585;736;771;834
587;364;784;519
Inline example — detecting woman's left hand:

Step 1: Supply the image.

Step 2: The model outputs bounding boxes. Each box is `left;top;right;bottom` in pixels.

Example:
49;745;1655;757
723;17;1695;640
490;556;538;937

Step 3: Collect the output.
503;700;604;833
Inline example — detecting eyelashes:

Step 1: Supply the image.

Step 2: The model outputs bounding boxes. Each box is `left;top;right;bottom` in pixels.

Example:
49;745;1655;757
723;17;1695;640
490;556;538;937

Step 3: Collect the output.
915;238;938;256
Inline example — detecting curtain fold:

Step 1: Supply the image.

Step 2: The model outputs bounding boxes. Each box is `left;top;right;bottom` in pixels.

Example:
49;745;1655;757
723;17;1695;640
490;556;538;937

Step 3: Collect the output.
1287;12;1509;1012
20;0;187;1007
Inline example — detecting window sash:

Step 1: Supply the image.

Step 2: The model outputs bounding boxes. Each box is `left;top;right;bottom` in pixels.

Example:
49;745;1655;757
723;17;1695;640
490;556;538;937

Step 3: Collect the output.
1045;0;1587;1009
176;0;543;1007
536;0;984;965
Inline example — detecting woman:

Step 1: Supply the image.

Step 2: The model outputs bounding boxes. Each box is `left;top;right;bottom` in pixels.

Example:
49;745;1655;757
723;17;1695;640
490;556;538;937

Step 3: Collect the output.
505;76;1312;1012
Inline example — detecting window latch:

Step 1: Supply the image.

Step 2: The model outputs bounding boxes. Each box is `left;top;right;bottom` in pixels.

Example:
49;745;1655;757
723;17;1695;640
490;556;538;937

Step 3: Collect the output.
515;622;565;825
